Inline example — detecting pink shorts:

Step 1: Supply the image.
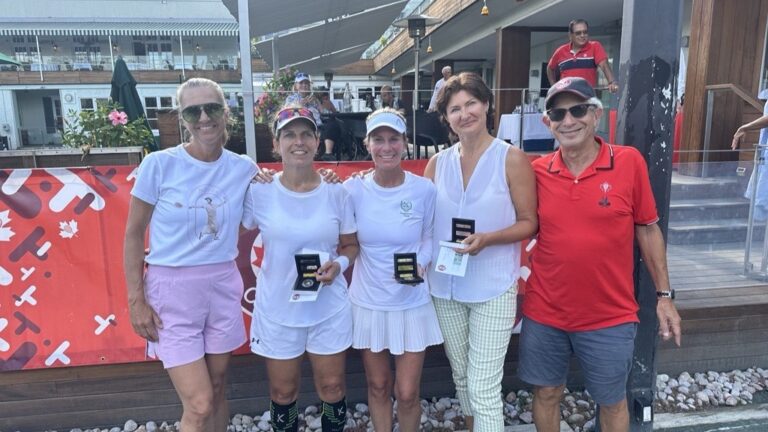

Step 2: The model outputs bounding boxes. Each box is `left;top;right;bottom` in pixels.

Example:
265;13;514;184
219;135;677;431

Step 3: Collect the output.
144;261;246;369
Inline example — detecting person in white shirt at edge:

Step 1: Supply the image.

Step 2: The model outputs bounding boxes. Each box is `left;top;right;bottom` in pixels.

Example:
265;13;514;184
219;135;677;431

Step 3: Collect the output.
124;78;258;432
343;108;444;432
424;72;538;432
241;105;359;432
428;66;453;112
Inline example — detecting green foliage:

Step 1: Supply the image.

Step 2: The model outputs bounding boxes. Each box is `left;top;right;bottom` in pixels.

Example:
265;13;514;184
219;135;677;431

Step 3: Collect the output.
254;67;296;124
61;102;153;153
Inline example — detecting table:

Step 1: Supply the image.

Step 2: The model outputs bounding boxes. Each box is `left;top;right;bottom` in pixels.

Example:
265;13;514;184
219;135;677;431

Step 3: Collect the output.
497;113;554;147
72;62;92;71
30;63;60;72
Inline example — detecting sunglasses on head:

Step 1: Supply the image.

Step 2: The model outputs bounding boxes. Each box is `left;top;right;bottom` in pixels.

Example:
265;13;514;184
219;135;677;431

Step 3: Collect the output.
546;103;595;122
181;102;225;123
274;107;314;130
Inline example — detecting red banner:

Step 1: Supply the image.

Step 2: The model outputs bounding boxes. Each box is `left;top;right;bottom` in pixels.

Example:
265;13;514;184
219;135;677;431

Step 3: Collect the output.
1;159;530;371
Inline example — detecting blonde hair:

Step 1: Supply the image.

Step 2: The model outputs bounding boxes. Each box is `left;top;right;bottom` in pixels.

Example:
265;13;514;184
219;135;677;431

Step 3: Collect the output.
176;78;229;144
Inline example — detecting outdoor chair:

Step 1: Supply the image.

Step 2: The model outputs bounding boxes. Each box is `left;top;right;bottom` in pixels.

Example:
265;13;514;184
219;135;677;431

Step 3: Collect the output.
406;110;450;159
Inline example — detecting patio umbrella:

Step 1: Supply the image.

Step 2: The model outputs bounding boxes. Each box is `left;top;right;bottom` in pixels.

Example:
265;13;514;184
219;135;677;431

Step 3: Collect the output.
110;57;157;151
0;51;20;65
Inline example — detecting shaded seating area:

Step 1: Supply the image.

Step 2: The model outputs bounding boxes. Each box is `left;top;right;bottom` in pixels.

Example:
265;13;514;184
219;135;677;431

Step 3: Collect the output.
406;109;451;159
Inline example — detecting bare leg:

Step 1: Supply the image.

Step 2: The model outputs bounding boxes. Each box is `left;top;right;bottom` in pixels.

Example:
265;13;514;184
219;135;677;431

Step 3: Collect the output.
205;353;233;431
393;351;425;432
265;355;304;404
532;385;565;432
361;350;394;432
308;351;347;403
167;358;215;431
599;399;629;432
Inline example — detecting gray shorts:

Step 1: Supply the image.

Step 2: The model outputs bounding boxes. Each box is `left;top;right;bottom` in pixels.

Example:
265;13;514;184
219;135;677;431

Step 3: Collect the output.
517;317;637;405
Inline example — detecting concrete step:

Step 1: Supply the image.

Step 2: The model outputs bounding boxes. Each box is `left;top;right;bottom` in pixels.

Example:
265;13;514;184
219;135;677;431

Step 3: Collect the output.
668;219;765;245
669;198;750;222
671;175;744;200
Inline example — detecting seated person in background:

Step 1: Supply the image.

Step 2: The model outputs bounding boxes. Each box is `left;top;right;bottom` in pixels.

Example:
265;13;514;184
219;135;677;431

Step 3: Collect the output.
380;85;405;114
319;91;341;161
287;73;340;160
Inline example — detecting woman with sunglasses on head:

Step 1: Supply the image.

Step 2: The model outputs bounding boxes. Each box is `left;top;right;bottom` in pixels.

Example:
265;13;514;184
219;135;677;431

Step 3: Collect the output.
242;105;359;432
343;108;443;432
124;77;258;431
424;72;538;432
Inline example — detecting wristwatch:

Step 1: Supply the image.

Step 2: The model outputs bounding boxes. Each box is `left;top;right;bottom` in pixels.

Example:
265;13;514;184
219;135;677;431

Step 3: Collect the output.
656;290;675;299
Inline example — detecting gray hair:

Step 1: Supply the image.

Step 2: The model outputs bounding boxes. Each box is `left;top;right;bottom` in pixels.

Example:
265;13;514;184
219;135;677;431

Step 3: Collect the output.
587;96;603;110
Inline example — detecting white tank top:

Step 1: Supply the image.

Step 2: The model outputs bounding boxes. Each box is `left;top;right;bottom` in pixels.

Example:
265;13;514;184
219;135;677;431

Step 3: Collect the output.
428;138;520;302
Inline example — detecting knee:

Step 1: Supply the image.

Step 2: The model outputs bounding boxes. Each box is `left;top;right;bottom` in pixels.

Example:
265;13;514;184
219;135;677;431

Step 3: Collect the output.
534;385;565;406
367;376;392;401
270;385;299;405
209;375;227;400
600;398;628;416
393;384;419;409
185;393;215;421
317;376;346;402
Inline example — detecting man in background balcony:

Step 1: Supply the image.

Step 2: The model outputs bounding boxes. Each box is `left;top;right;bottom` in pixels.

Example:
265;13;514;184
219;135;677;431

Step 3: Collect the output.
427;66;452;112
547;19;618;93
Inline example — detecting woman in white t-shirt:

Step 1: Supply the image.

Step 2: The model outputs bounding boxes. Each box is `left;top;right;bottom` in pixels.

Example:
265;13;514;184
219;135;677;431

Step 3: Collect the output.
124;78;258;431
242;106;359;432
344;109;443;432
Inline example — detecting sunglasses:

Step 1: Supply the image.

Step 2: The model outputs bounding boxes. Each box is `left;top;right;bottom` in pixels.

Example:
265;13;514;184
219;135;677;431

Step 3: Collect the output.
180;103;225;123
546;104;596;122
572;30;588;36
274;107;315;130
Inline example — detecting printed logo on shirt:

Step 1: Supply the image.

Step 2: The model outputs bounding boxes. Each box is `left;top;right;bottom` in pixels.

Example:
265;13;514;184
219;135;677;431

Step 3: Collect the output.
400;199;413;217
598;181;612;207
187;185;228;245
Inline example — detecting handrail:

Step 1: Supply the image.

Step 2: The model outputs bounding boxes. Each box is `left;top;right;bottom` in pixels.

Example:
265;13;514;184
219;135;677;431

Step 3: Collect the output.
705;83;763;111
701;83;764;177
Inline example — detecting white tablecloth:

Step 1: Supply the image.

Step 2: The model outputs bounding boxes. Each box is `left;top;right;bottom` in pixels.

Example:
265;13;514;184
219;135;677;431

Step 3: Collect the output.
497;113;554;146
72;62;92;71
31;63;60;72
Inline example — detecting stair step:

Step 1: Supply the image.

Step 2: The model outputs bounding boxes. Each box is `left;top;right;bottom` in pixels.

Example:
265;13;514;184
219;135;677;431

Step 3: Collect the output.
668;219;765;245
669;198;750;221
671;175;744;200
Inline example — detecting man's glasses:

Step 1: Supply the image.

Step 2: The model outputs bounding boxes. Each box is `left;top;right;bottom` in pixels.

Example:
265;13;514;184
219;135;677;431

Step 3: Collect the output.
572;30;588;36
546;104;595;122
180;103;225;123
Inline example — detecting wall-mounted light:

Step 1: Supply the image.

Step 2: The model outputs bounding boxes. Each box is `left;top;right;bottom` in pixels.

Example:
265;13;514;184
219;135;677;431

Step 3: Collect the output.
112;43;119;52
195;43;201;52
52;43;58;52
391;62;396;75
427;36;433;54
481;0;489;15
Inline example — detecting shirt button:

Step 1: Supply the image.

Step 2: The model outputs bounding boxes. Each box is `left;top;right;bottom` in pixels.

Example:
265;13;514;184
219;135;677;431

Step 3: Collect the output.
574;179;579;184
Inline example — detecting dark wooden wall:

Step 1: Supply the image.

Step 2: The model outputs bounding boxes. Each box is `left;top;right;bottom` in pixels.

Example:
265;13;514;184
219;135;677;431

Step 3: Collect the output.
3;287;767;432
681;0;768;166
493;27;531;131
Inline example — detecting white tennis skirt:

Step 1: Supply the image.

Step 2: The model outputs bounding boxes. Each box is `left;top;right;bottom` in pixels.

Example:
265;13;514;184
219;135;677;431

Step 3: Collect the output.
351;301;444;355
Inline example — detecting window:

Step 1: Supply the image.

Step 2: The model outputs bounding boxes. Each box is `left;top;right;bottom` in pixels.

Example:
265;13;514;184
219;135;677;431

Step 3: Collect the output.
144;96;174;129
80;98;109;112
12;36;25;43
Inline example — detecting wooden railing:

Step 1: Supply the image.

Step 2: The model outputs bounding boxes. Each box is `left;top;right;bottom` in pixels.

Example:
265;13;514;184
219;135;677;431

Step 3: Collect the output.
0;68;242;85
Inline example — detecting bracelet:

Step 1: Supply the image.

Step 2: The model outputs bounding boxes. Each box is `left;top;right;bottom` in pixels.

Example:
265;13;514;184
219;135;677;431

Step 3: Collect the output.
333;256;350;274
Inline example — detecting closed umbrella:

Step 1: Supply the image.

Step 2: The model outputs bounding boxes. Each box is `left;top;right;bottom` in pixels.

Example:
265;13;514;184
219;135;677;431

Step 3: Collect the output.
0;52;20;65
110;57;157;151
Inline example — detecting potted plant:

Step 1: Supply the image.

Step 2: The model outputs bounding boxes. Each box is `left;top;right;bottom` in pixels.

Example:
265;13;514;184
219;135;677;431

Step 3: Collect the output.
253;67;296;162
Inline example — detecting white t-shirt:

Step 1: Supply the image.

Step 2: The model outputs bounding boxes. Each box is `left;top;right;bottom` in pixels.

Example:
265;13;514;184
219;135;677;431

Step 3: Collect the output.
242;175;356;327
344;172;435;311
131;145;257;267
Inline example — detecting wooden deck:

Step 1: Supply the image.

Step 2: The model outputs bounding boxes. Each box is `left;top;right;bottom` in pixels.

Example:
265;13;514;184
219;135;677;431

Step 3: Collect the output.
1;246;767;431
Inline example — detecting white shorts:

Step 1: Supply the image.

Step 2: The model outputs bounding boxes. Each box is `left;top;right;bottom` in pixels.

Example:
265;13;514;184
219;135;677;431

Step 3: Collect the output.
250;302;353;359
352;301;444;355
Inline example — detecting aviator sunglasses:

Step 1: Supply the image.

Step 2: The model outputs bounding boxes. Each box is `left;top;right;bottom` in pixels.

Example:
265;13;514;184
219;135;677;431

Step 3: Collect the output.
546;103;596;122
180;102;225;123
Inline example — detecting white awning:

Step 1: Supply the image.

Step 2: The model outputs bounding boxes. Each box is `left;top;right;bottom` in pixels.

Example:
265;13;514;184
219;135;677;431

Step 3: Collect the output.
286;43;370;74
255;1;406;71
0;21;239;37
221;0;402;37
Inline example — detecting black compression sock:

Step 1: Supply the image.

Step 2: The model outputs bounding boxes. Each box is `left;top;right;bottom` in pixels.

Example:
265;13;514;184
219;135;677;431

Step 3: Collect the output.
270;399;298;432
321;397;347;432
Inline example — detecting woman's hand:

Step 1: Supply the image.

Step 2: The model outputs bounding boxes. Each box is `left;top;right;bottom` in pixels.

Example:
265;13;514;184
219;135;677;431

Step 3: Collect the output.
253;168;277;183
315;260;340;283
318;168;341;183
732;128;746;150
459;233;491;256
349;168;374;179
129;295;163;342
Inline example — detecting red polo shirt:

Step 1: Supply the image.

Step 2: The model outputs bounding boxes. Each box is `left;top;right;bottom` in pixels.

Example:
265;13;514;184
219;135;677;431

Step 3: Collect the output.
548;40;608;87
524;138;659;331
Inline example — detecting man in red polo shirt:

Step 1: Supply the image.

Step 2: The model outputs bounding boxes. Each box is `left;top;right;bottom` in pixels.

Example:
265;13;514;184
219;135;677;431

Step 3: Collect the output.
518;77;681;432
547;19;618;93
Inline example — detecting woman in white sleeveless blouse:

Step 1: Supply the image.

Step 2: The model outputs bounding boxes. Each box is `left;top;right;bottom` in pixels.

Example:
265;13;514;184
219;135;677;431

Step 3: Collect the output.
423;72;538;432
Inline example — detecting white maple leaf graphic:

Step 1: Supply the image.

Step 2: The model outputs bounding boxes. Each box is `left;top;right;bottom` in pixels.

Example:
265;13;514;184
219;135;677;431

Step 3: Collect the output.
0;210;14;242
59;220;79;239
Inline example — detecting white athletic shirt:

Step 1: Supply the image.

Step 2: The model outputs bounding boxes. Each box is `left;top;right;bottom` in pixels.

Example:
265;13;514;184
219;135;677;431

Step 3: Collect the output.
344;172;436;311
428;138;521;302
131;145;257;267
242;174;356;327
